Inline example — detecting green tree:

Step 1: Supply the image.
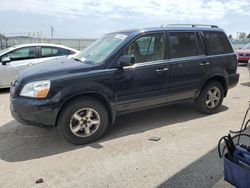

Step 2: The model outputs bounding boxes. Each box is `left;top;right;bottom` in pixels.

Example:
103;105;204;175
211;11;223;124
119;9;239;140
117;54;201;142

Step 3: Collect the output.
247;33;250;39
239;32;246;39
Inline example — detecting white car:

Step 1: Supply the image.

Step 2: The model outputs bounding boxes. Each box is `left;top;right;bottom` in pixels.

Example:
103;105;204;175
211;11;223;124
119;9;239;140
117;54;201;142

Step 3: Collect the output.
0;43;79;88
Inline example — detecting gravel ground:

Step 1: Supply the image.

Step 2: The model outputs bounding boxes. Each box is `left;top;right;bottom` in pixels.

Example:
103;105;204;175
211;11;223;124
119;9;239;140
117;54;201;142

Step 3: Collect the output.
0;66;249;188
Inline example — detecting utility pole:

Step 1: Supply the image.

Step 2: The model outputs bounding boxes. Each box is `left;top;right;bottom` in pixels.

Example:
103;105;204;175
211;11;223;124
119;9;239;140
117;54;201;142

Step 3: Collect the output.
51;26;54;40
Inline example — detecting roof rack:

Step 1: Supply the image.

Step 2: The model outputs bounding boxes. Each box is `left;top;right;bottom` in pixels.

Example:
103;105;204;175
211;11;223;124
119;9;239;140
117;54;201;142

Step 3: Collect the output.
161;24;219;28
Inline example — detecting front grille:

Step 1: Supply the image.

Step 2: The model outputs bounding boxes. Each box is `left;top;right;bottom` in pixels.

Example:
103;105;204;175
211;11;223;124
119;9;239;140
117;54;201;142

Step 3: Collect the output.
239;53;250;57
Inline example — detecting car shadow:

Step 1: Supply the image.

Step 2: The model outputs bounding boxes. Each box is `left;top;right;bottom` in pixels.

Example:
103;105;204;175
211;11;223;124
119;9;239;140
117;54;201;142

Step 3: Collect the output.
0;102;228;162
241;81;250;87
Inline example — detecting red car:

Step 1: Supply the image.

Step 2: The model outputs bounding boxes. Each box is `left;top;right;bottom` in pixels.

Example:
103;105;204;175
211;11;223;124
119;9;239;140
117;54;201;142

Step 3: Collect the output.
236;43;250;64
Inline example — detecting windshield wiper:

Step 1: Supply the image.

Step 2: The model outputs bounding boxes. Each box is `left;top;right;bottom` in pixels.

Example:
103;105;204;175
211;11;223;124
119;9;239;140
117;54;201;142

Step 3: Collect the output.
72;57;94;65
72;57;83;62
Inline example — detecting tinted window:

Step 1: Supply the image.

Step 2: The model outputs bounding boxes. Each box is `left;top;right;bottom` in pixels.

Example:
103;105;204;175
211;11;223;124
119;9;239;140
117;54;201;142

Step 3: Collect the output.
6;47;36;61
203;31;233;55
125;34;164;63
169;32;197;58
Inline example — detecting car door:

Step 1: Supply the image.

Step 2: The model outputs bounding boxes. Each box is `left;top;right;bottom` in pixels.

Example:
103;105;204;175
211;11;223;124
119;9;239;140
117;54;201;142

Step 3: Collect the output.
0;46;37;87
113;33;171;112
167;31;210;101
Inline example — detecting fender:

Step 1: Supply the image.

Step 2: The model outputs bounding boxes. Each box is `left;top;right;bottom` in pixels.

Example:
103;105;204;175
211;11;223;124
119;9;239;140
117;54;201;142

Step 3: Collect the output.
51;81;117;126
195;67;229;98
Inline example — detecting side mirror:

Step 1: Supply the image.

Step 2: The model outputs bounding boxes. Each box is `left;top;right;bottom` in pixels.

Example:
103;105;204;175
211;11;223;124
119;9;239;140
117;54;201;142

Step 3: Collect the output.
118;55;135;68
1;57;11;65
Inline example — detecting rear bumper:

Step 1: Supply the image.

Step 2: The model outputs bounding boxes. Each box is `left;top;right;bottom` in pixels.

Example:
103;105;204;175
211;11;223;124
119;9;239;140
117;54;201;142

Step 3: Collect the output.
10;97;58;127
228;73;239;89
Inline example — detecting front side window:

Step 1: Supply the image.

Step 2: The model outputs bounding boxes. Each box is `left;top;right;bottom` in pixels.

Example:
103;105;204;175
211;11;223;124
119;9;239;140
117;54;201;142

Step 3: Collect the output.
204;31;233;55
169;32;197;59
6;47;36;61
124;34;164;63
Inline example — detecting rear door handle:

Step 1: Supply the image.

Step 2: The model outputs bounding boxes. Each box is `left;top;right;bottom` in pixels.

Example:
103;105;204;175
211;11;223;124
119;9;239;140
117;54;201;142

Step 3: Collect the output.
156;68;169;72
200;62;210;66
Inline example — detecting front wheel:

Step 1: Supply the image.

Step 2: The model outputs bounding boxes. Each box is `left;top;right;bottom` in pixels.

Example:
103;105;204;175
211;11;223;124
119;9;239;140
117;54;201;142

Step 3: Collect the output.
58;97;109;145
195;81;224;114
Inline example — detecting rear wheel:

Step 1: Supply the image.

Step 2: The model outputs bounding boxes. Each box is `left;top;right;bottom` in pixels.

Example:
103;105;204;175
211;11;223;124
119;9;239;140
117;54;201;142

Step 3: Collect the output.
195;81;224;114
58;97;109;145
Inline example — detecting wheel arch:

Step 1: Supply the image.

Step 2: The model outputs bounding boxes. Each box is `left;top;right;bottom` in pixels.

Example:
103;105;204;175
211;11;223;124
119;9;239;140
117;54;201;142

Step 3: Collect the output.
196;75;228;98
55;92;116;127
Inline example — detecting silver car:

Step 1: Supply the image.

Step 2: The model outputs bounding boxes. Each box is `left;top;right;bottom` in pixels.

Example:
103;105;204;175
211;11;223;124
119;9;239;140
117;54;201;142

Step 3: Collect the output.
0;43;79;88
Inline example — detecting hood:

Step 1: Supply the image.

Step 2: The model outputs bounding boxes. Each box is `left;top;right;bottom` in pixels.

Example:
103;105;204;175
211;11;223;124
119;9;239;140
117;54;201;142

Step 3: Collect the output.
18;57;92;82
236;49;250;54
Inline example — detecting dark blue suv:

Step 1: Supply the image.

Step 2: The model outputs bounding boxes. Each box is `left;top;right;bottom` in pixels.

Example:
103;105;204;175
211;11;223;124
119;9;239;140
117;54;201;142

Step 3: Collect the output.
10;24;239;144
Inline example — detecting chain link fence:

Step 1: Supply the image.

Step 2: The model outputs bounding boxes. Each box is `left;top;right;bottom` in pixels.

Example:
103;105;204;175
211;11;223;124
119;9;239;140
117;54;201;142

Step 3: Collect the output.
0;36;96;50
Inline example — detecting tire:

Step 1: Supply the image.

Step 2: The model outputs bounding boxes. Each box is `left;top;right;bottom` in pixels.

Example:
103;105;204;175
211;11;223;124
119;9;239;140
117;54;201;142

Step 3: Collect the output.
58;97;109;145
195;81;224;114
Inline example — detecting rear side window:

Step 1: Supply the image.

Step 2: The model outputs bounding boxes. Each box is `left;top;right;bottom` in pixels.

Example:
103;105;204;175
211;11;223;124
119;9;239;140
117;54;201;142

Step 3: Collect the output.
62;49;75;55
203;31;233;55
41;47;59;57
168;32;197;58
41;47;72;57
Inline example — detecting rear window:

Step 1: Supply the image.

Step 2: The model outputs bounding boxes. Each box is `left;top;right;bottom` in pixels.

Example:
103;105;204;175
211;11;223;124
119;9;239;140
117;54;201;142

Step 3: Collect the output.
203;31;233;55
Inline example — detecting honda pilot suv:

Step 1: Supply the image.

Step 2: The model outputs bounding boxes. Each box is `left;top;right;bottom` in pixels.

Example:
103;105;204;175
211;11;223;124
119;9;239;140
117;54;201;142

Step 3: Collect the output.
10;24;239;144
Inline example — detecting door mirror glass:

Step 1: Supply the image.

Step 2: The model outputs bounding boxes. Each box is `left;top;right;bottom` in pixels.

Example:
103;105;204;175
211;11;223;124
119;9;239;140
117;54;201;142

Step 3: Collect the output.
118;55;135;68
1;57;11;65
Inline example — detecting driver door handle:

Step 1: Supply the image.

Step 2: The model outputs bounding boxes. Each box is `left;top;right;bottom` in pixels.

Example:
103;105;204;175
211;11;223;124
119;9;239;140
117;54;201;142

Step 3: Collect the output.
156;67;169;72
200;62;210;66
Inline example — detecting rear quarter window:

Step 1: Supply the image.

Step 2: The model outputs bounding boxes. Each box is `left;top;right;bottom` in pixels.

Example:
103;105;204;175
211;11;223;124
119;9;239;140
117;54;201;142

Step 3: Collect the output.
203;31;233;55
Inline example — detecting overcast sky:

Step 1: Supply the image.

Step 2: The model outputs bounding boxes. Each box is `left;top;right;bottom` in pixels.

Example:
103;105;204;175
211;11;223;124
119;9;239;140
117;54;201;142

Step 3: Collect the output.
0;0;250;38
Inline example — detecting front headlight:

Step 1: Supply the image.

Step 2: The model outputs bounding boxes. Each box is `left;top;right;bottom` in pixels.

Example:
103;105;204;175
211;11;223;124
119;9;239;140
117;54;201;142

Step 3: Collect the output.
20;80;51;98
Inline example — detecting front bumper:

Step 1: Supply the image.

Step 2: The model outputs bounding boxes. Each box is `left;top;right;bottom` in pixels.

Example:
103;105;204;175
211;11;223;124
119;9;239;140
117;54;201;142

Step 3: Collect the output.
238;57;250;64
10;97;59;127
228;73;240;89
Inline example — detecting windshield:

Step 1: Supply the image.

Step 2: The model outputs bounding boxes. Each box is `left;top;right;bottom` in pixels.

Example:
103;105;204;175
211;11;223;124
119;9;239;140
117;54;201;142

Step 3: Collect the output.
242;43;250;50
74;33;127;64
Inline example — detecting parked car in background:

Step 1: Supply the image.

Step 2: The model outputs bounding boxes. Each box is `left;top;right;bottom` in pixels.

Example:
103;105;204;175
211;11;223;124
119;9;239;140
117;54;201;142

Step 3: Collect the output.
0;43;79;88
236;43;250;64
10;24;239;144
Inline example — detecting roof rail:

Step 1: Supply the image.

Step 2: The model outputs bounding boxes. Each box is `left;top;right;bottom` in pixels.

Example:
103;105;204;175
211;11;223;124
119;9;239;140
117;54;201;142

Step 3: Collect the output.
161;24;219;28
